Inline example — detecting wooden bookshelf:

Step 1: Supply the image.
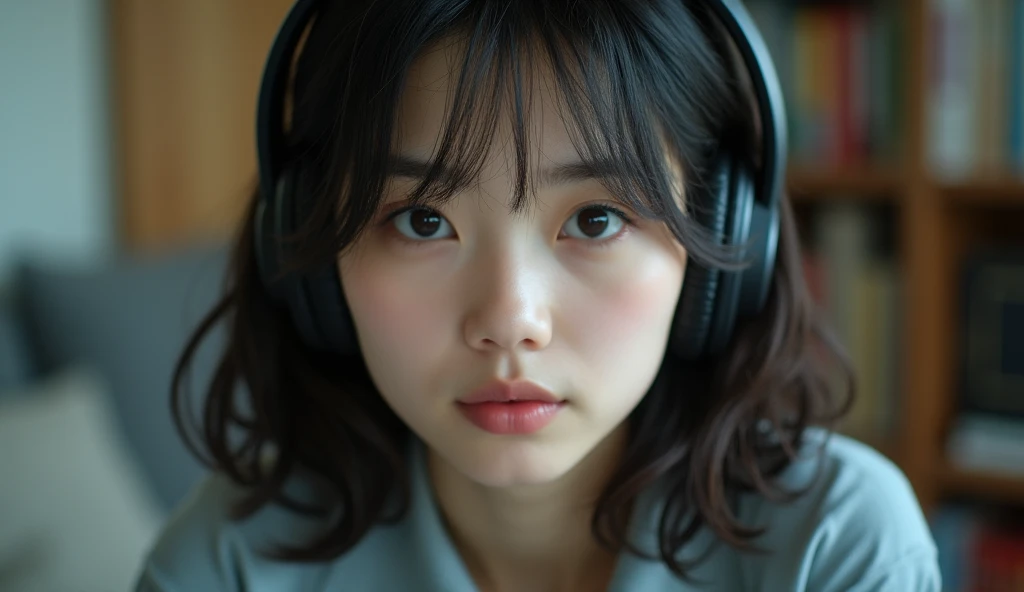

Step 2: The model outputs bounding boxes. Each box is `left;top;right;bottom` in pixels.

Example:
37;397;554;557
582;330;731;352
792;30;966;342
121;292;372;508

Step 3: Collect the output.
787;166;904;200
939;178;1024;205
936;464;1024;507
777;0;1024;517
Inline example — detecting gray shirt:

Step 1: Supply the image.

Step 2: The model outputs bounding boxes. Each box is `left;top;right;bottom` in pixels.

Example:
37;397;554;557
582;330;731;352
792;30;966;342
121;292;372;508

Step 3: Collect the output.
134;429;940;591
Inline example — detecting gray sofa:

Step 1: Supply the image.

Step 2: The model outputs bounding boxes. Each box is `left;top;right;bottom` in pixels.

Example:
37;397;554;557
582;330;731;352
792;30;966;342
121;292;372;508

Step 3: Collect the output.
0;242;230;590
3;242;230;509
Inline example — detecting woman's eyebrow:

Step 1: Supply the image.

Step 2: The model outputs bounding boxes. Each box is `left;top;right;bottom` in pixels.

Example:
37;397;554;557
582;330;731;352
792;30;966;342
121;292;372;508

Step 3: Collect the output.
540;159;620;187
387;154;619;188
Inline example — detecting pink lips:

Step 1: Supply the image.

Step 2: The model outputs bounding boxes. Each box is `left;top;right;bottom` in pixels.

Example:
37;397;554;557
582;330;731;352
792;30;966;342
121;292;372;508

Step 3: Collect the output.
456;380;566;435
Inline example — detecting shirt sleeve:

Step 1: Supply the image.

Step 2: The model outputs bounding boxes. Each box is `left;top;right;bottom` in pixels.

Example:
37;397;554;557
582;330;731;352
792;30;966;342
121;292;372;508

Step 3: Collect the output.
846;546;941;592
133;564;178;592
794;437;942;592
130;474;249;592
132;471;338;592
737;433;942;592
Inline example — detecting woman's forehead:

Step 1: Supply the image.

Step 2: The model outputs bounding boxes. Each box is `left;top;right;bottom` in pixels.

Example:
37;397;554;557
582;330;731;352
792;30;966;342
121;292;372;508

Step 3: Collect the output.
380;34;686;216
395;37;582;167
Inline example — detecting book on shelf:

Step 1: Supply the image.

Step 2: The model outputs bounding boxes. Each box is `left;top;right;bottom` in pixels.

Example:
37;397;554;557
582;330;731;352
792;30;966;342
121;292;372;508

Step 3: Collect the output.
801;201;901;449
931;503;1024;591
946;414;1024;478
746;0;902;169
929;0;1024;179
749;0;1024;180
947;250;1024;477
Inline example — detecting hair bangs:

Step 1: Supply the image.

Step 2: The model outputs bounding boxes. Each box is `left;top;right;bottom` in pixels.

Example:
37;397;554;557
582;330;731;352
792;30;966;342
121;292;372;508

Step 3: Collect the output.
295;0;745;272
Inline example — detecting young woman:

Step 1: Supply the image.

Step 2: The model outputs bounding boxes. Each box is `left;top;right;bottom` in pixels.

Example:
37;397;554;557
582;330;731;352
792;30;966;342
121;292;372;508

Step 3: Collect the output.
135;0;940;590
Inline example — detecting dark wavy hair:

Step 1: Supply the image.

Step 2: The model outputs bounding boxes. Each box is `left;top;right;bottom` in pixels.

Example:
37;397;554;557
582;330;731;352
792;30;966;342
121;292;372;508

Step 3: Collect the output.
172;0;854;581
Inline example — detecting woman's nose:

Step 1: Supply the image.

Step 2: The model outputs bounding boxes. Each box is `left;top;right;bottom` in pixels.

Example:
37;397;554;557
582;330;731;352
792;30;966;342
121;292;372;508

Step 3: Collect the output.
462;250;554;353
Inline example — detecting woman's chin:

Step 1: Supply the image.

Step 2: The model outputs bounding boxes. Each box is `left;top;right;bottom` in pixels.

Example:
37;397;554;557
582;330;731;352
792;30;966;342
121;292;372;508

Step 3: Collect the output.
436;438;583;489
423;418;630;491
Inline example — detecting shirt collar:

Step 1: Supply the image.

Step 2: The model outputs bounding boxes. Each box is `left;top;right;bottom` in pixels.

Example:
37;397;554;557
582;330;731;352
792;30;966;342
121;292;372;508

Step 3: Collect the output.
402;437;692;591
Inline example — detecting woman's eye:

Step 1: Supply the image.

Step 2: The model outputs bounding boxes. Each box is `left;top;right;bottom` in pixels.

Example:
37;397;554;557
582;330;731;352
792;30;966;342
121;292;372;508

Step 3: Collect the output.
392;207;455;241
561;205;626;241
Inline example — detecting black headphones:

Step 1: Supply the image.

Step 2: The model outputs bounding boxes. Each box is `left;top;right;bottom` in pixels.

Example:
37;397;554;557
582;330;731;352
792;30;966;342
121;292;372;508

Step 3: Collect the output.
254;0;786;360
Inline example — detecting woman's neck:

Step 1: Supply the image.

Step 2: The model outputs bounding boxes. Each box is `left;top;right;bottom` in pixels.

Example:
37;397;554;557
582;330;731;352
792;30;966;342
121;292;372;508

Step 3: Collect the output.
427;425;630;592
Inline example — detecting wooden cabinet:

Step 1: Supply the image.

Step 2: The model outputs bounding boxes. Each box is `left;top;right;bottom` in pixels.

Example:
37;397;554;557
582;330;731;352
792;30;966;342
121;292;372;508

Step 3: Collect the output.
109;0;293;250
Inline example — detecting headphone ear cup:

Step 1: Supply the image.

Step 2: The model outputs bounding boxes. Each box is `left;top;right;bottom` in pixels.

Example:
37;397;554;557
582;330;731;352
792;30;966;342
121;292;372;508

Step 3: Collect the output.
299;262;360;355
254;167;359;355
254;168;295;305
670;157;734;361
705;164;754;355
735;196;779;320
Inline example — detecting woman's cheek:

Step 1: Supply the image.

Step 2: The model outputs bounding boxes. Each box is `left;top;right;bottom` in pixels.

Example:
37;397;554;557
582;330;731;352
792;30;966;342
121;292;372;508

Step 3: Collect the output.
346;260;446;355
563;248;685;363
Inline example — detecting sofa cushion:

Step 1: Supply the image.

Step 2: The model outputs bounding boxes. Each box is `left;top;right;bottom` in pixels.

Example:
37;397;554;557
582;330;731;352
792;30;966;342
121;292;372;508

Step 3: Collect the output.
0;365;165;592
15;243;229;510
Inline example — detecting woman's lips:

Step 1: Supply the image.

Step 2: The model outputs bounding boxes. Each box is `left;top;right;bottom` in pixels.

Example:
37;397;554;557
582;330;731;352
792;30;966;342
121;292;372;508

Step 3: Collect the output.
457;380;566;435
457;400;565;435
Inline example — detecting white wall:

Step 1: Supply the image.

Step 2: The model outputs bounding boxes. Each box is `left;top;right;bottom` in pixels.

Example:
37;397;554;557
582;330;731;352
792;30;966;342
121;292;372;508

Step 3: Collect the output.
0;0;114;285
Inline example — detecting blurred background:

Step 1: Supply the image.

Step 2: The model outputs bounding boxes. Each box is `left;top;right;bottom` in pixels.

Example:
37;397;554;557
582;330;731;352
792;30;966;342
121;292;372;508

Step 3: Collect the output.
0;0;1021;590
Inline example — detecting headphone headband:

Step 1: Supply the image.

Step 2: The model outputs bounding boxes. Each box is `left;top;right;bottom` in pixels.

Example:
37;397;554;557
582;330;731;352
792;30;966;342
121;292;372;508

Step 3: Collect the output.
704;0;787;212
256;0;787;211
256;0;318;204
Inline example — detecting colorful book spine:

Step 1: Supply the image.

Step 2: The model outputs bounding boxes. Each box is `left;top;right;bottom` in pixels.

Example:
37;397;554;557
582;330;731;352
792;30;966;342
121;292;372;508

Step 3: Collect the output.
745;0;902;168
929;0;1024;177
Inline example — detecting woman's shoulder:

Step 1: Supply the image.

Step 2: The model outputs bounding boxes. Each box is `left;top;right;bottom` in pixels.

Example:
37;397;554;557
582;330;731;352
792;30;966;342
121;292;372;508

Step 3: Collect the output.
134;473;253;590
134;472;321;590
133;469;411;591
732;427;941;591
753;428;928;536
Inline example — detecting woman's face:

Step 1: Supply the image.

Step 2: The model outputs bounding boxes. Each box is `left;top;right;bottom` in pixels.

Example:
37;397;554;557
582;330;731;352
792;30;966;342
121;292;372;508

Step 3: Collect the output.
338;42;688;488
